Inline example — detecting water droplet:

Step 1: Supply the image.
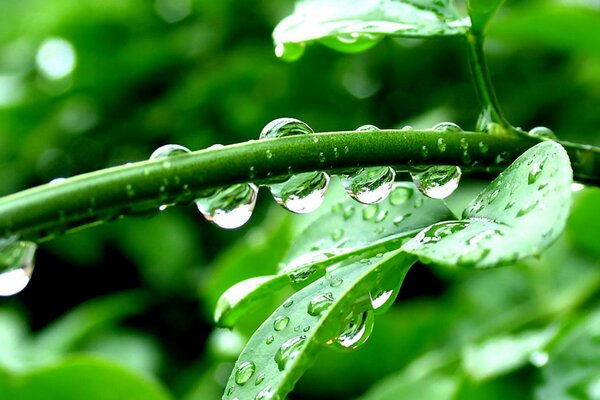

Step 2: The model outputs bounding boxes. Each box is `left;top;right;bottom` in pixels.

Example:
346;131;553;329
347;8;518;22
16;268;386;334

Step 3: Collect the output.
274;335;306;370
0;239;37;296
456;229;500;266
529;351;549;367
362;204;379;220
388;186;413;205
265;149;273;159
273;316;290;331
226;386;235;396
331;311;374;351
414;197;424;208
255;385;275;400
266;335;274;345
392;213;411;226
342;205;356;220
411;166;462;199
331;228;344;241
517;200;539;217
420;145;429;158
528;162;543;185
282;300;293;309
401;125;413;130
150;144;191;160
195;183;258;229
495;151;510;165
274;42;305;62
478;141;489;154
342;167;395;204
330;278;343;287
307;292;334;316
375;210;388;223
504;200;515;210
437;138;446;152
235;361;256;385
432;122;462;132
255;373;265;386
413;221;467;245
260;117;313;139
528;126;556;140
370;288;394;310
356;124;378;132
318;152;326;163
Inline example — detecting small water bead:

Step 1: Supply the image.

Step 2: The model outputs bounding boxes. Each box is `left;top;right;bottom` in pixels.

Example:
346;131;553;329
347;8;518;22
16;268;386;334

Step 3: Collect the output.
413;221;467;245
420;145;429;158
478;141;489;154
255;386;275;400
255;374;266;386
343;205;356;220
375;210;388;223
266;335;275;345
437;137;447;152
195;183;258;229
260;118;330;214
411;166;462;199
392;213;411;226
388;186;413;205
0;239;37;296
307;292;334;316
331;311;375;351
282;300;294;309
331;228;344;241
362;204;379;220
330;278;343;287
274;335;306;371
432;122;463;132
234;361;256;385
528;126;557;140
274;42;305;62
273;316;290;331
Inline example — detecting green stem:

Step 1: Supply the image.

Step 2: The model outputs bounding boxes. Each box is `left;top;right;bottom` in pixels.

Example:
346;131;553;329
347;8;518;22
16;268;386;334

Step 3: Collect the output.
0;129;598;242
467;32;511;129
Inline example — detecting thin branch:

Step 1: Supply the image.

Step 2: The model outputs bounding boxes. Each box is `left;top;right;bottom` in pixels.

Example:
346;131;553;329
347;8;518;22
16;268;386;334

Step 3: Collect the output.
0;129;597;242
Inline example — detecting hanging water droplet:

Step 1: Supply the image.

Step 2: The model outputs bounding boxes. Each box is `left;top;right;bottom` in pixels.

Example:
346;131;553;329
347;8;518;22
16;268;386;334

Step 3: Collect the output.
307;292;334;316
431;122;463;132
260;118;330;213
331;311;375;351
274;335;306;371
0;239;37;296
528;126;556;140
342;167;396;204
235;361;256;385
411;166;462;199
274;42;305;62
195;183;258;229
273;316;290;331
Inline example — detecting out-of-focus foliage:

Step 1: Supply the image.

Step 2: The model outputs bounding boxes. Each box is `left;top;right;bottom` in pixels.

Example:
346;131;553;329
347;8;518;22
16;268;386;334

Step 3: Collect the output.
0;0;599;399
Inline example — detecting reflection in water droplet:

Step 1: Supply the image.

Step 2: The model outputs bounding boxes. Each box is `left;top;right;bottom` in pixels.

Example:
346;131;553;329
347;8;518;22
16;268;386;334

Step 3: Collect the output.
273;316;290;331
235;361;256;385
411;166;462;199
260;118;330;213
195;183;258;229
274;42;305;62
307;292;334;316
0;239;37;296
529;351;549;367
370;288;394;310
331;311;375;351
432;122;462;132
274;335;306;371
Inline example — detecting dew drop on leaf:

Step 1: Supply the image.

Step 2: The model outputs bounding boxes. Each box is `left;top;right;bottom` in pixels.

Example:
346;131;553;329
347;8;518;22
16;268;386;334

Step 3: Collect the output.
274;42;305;62
255;385;275;400
234;361;256;385
388;185;413;205
254;373;265;386
411;165;462;199
273;316;290;331
330;311;375;351
260;118;330;213
195;183;259;229
412;221;468;245
274;335;306;371
0;239;37;297
266;335;274;345
362;204;379;220
307;292;334;316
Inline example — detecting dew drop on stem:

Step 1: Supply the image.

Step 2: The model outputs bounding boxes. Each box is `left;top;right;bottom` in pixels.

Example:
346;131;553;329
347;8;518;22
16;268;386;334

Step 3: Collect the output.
260;118;330;213
0;239;37;297
149;144;191;210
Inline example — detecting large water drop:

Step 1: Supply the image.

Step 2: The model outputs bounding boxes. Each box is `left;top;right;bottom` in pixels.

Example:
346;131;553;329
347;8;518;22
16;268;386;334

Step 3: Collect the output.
307;292;334;316
195;183;258;229
274;42;305;62
330;310;375;351
410;166;462;199
274;335;306;371
0;239;37;296
260;118;330;213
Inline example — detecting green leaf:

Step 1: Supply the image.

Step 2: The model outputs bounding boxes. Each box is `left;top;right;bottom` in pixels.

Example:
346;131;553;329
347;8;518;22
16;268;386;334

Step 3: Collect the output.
461;326;557;381
467;0;505;34
359;372;458;400
403;141;573;268
222;250;415;400
273;0;471;58
6;356;172;400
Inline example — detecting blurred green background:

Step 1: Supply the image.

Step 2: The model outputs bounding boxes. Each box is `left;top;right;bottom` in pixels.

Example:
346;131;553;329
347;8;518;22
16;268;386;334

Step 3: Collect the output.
1;0;600;398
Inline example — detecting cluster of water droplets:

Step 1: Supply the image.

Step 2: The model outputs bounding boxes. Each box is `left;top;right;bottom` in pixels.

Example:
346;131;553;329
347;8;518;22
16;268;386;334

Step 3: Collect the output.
149;144;258;229
0;237;37;296
260;118;330;214
408;122;463;200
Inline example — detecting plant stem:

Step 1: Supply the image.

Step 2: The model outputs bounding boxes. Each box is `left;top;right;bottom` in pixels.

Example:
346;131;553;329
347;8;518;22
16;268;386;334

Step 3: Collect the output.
467;32;511;129
0;129;598;242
